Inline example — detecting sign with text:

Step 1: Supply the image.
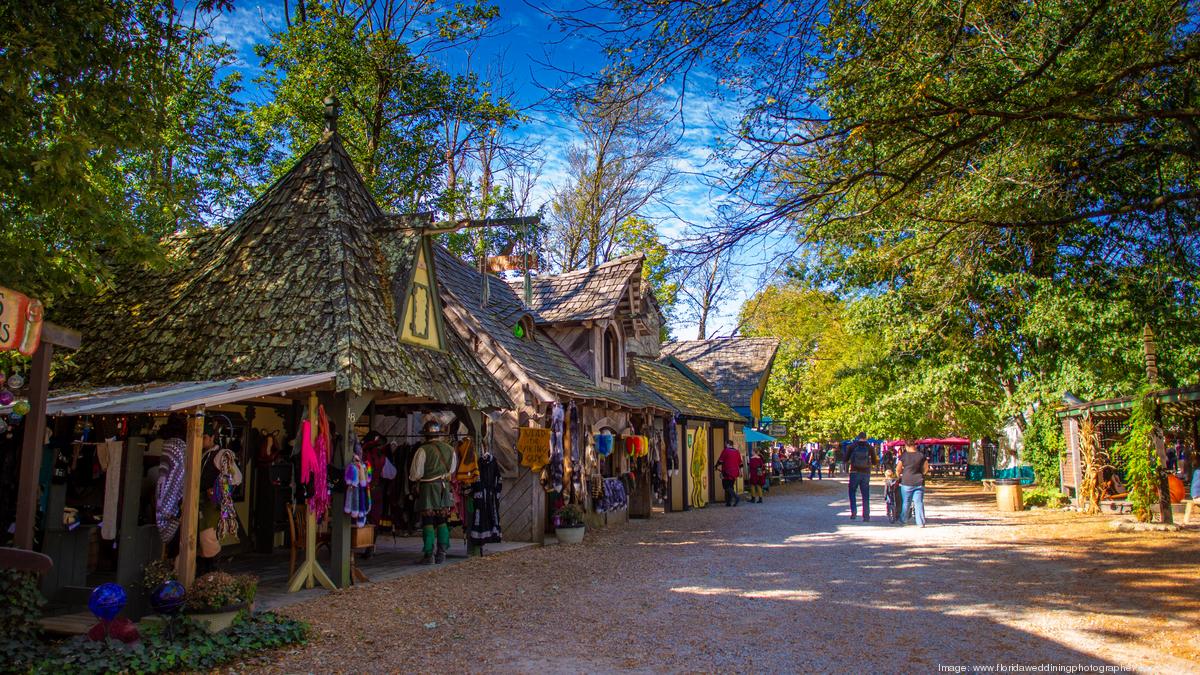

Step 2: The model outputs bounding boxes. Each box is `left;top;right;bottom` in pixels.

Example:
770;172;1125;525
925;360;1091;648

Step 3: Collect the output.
0;286;44;356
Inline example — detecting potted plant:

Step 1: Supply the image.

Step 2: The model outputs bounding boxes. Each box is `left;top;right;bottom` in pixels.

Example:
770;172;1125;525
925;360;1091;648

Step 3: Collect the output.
184;572;258;633
555;503;586;544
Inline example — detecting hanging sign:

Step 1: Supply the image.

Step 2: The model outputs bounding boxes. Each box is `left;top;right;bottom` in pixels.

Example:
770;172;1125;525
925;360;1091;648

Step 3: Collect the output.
516;427;551;471
0;286;44;356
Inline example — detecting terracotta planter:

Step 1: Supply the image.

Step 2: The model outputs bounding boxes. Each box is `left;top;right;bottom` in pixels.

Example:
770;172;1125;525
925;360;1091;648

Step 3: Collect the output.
556;525;585;545
186;601;249;633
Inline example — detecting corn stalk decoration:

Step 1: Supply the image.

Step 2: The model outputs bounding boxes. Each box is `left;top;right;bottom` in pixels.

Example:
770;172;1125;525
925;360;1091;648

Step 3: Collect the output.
1077;416;1109;515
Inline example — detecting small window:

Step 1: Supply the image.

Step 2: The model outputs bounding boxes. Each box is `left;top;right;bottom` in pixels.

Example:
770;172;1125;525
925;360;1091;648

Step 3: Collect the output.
603;326;620;379
513;316;534;341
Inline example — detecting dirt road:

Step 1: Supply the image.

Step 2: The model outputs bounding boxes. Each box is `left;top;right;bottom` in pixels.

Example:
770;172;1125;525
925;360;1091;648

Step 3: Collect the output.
263;478;1200;673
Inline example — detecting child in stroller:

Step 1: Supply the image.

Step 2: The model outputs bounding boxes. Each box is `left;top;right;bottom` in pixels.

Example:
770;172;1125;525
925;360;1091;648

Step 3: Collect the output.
884;469;901;523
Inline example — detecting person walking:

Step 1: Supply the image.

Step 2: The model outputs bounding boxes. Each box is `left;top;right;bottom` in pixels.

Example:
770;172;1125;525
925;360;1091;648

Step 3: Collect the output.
844;433;876;521
897;440;929;527
748;451;767;503
809;447;823;480
715;440;744;507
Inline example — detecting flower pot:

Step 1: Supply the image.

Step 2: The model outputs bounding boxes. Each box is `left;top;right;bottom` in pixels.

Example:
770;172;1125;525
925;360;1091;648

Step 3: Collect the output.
556;525;585;545
186;602;248;633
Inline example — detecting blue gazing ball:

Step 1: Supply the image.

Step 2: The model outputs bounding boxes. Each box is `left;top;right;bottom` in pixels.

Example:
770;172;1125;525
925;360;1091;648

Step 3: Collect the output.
149;580;186;616
88;582;127;621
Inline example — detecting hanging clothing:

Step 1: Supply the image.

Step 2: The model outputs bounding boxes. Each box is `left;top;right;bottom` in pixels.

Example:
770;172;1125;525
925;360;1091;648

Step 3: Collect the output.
470;454;503;544
664;417;679;472
301;407;332;520
155;437;186;543
595;434;615;457
547;403;564;492
211;447;243;541
344;455;373;528
100;439;124;540
454;437;479;484
410;440;458;515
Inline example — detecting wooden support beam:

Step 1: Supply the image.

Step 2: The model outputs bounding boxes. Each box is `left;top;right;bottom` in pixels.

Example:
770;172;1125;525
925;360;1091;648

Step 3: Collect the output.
176;408;205;586
14;342;53;549
288;392;335;592
330;391;372;589
40;321;81;350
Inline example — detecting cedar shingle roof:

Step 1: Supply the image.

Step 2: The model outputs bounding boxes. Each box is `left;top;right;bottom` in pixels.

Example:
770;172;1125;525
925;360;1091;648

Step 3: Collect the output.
631;357;743;422
54;132;511;409
437;248;668;413
660;338;780;410
511;255;644;325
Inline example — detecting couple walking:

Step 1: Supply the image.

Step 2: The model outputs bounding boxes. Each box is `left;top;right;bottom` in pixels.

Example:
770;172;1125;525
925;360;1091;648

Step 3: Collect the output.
715;440;768;506
843;433;927;526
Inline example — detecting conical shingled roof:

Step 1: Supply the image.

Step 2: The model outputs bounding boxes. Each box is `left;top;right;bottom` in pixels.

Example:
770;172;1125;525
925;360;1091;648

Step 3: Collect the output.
55;132;511;408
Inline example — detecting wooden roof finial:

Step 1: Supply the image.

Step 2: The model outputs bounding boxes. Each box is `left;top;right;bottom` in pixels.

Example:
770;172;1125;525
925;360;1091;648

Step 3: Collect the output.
323;93;340;133
1144;323;1159;386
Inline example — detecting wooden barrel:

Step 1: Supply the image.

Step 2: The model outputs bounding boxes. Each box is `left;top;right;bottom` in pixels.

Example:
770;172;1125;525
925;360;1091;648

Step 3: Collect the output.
995;479;1023;512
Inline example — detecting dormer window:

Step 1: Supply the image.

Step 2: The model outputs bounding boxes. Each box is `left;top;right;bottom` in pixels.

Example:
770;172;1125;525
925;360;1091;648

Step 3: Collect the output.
603;326;620;379
513;316;534;341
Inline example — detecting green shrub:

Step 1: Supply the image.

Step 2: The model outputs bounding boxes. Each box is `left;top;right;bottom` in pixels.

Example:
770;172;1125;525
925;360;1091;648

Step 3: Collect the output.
1115;385;1162;522
1023;485;1069;509
0;569;44;673
27;611;306;674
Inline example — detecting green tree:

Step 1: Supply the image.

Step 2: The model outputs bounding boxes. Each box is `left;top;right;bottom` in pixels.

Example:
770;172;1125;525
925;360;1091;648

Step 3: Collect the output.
252;0;516;214
0;0;260;303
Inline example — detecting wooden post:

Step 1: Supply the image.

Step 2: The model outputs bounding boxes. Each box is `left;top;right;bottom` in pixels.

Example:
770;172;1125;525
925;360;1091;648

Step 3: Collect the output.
330;391;371;589
14;341;52;549
176;408;205;586
288;392;335;592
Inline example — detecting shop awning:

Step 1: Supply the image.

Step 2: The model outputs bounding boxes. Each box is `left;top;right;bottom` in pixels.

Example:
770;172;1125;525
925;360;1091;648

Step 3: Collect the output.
34;373;336;416
744;427;776;443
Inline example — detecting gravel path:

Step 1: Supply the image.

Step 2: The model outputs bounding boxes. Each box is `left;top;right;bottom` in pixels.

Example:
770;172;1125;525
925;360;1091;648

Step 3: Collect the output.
259;478;1200;673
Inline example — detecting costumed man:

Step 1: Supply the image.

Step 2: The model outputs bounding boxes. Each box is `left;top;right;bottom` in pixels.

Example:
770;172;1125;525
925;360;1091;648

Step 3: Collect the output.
409;419;458;565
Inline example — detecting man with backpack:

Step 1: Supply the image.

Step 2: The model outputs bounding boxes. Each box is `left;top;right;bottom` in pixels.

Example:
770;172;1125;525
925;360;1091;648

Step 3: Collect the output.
843;433;877;521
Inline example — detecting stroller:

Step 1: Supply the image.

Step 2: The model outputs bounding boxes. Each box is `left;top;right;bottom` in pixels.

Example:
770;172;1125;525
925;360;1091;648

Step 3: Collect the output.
884;474;902;523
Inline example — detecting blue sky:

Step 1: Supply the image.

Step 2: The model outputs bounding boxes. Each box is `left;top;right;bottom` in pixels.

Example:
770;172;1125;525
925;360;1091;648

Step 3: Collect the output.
205;1;795;338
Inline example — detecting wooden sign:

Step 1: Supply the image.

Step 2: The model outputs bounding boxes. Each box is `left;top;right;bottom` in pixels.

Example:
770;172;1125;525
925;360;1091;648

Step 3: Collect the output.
518;422;549;454
0;286;44;356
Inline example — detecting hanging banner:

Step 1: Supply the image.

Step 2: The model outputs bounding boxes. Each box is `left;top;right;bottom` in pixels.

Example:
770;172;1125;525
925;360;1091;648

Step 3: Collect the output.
0;286;44;356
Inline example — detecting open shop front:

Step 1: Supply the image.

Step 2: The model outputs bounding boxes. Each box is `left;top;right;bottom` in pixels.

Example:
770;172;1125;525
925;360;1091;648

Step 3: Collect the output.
1058;384;1200;519
7;373;517;622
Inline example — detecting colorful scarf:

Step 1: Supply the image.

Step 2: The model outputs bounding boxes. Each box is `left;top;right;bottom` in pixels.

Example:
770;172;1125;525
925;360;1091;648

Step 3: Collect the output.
155;438;187;543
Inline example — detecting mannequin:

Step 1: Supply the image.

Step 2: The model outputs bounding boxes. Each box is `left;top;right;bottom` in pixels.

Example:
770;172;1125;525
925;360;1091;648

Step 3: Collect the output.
409;420;458;564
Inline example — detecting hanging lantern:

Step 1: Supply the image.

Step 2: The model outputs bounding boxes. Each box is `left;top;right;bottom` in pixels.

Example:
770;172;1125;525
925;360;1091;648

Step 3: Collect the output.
12;399;30;416
0;390;13;406
7;373;24;390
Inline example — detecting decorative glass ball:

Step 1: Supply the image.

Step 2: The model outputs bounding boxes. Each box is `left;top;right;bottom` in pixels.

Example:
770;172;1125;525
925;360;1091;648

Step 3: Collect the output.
0;418;7;434
88;582;127;622
149;580;186;616
7;373;24;390
7;413;22;424
0;390;13;406
12;400;30;416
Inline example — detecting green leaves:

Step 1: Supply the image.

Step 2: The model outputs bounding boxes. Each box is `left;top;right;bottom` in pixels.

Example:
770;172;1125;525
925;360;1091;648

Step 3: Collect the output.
0;1;265;305
251;1;516;215
20;612;307;674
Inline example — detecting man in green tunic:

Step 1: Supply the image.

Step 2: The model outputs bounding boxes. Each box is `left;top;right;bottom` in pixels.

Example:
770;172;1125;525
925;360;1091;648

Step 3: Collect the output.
409;420;458;564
